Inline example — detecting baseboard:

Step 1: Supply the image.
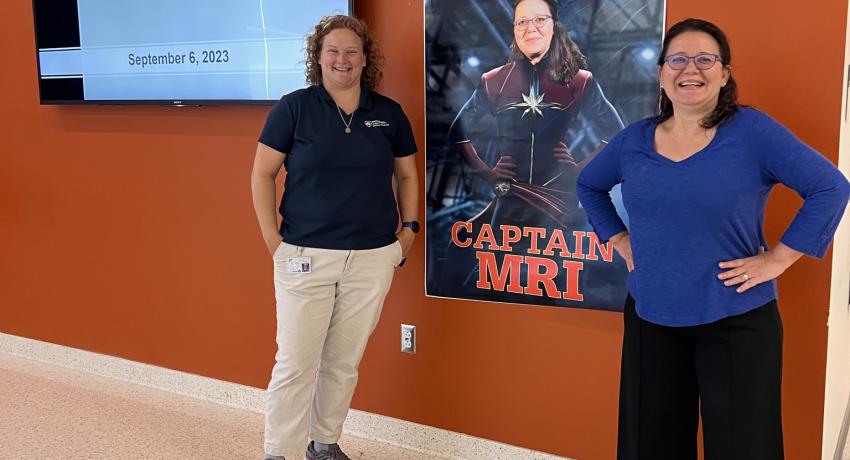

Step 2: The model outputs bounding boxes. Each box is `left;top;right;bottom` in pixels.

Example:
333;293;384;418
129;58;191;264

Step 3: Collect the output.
0;332;571;460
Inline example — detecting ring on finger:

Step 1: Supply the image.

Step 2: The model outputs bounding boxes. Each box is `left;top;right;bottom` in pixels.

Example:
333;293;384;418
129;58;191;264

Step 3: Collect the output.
742;273;749;282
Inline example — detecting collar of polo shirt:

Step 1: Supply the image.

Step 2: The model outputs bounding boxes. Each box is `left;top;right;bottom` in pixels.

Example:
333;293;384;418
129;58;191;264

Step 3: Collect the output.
317;84;375;112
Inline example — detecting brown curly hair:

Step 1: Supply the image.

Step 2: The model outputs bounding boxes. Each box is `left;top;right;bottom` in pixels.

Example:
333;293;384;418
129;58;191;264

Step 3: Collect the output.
304;15;384;90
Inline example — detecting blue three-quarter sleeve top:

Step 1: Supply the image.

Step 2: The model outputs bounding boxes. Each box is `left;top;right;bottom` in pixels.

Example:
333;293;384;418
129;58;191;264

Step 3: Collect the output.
577;107;850;326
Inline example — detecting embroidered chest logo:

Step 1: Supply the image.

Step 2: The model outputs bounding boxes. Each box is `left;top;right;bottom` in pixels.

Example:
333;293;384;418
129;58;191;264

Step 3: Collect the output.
364;120;390;127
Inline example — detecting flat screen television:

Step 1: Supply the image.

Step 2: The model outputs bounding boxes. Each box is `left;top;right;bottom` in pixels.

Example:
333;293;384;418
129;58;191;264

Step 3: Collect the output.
32;0;352;105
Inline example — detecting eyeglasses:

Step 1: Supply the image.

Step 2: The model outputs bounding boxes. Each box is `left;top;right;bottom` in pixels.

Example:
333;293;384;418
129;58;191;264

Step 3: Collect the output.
663;53;723;70
514;15;553;31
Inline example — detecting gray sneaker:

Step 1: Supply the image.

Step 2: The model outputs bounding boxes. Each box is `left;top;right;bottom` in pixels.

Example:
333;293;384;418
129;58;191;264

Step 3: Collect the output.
305;442;351;460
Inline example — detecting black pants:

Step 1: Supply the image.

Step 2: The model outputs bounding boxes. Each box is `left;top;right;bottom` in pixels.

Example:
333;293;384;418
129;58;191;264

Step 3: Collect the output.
617;295;784;460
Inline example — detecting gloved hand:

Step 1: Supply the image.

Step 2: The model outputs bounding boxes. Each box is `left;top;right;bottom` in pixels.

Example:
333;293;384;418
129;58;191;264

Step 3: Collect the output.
478;154;517;186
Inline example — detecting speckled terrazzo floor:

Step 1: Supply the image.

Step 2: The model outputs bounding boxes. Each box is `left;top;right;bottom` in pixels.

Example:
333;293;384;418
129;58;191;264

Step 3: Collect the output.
0;352;445;460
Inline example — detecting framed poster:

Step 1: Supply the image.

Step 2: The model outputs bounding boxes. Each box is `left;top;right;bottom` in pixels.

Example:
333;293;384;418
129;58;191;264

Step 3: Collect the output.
425;0;666;310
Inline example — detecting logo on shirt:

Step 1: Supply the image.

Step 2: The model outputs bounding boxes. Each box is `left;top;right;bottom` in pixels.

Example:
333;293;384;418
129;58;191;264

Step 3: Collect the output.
364;120;390;127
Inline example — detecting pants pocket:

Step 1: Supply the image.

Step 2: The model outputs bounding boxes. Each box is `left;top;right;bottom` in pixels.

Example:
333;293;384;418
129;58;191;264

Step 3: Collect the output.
393;240;404;267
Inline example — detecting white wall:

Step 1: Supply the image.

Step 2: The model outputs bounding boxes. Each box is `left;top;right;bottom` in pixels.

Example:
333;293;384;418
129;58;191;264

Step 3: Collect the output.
822;3;850;457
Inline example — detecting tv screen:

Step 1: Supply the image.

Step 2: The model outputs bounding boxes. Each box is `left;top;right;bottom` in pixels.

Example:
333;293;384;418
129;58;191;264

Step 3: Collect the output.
32;0;351;105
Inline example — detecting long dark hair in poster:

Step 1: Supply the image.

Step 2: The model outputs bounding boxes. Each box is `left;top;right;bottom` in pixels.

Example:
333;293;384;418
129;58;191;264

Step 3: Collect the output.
425;0;665;310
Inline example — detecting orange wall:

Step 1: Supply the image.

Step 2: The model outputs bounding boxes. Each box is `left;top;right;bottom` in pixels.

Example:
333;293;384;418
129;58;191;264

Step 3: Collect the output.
1;1;845;459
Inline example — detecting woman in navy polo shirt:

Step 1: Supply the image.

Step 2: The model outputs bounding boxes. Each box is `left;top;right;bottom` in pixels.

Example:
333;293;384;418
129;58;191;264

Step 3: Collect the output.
577;18;849;459
250;15;418;460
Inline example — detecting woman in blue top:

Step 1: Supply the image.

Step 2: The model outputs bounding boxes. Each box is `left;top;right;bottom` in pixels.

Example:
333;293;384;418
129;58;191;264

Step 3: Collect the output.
577;18;850;460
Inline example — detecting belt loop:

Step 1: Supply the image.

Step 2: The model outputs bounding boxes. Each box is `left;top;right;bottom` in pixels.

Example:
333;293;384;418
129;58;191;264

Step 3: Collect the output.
343;249;354;271
297;246;304;256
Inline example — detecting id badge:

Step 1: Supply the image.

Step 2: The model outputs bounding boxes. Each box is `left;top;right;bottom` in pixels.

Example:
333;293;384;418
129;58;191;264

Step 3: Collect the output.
286;256;312;273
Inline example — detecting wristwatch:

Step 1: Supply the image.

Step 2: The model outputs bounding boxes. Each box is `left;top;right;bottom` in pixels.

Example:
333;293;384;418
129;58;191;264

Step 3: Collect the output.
401;221;420;233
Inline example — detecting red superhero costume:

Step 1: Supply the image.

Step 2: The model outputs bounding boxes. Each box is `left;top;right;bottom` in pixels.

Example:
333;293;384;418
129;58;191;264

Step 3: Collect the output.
449;54;623;229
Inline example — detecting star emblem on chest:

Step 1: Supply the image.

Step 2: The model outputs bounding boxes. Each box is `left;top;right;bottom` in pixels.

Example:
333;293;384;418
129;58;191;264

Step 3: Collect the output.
499;84;565;121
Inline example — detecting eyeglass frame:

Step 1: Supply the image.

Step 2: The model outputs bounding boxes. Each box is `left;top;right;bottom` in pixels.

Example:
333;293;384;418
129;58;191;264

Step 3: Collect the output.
662;53;724;70
513;15;554;31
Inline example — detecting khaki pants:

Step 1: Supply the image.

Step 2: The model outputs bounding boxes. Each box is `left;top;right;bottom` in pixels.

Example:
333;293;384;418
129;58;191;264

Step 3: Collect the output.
264;241;402;458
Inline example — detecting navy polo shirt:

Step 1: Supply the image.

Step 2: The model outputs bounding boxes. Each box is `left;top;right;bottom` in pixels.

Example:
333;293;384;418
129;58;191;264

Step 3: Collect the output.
258;84;417;250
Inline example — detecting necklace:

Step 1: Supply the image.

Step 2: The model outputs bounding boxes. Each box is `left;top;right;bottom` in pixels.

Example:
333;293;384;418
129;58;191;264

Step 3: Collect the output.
336;105;354;133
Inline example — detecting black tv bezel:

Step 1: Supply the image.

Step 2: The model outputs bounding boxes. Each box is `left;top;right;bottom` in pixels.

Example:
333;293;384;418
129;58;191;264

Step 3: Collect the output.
31;0;355;106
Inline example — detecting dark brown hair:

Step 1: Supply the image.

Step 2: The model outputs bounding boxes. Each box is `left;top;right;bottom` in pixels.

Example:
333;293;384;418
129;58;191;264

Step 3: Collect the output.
509;0;586;84
304;15;384;90
657;18;738;128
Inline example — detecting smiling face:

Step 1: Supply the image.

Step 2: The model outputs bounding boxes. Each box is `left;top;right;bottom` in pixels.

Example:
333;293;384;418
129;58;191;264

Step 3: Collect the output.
319;27;366;91
513;0;555;62
659;31;730;114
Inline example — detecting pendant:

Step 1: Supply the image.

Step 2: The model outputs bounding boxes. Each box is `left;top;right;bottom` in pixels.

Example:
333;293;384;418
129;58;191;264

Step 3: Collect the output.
345;127;351;133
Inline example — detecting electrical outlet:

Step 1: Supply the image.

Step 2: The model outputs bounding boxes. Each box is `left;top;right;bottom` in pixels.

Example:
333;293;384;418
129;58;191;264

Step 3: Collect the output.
401;324;416;354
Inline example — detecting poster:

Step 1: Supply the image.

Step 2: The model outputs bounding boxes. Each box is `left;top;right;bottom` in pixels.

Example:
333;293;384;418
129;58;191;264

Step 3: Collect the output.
424;0;665;310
